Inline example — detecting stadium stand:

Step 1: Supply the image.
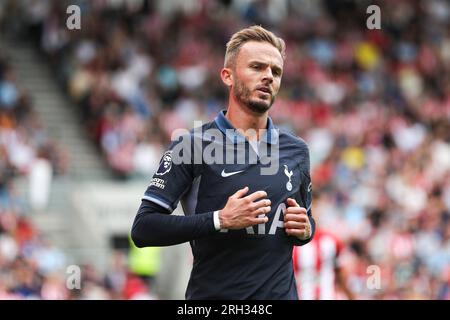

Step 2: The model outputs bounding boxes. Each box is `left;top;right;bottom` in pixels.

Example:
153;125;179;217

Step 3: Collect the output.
1;0;449;299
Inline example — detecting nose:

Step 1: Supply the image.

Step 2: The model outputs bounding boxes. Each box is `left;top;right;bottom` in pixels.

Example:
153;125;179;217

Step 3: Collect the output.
262;67;274;84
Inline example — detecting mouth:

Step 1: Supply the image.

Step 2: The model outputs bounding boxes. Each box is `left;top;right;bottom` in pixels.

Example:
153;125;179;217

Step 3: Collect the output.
256;86;272;95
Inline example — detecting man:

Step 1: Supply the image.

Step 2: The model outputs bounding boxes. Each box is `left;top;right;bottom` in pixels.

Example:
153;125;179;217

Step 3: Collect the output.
131;25;315;299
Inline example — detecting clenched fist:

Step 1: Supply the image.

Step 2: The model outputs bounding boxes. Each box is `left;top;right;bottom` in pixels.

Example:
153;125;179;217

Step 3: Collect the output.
284;198;311;240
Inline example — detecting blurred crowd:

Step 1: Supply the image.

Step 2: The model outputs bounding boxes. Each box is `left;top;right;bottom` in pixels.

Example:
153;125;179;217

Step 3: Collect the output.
1;6;158;299
1;30;71;299
1;0;450;299
0;53;68;192
0;209;158;300
0;52;68;299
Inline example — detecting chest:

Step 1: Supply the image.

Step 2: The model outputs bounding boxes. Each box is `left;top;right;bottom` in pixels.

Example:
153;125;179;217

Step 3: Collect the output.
195;142;307;214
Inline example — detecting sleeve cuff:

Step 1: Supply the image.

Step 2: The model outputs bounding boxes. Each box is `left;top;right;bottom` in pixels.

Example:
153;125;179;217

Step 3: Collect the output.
213;210;221;231
142;194;174;212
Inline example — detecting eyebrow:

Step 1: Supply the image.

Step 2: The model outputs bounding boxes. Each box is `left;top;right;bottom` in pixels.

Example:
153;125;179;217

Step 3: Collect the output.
248;60;283;74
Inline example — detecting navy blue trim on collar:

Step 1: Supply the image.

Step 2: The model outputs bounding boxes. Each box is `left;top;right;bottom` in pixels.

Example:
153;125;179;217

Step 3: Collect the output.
214;110;279;145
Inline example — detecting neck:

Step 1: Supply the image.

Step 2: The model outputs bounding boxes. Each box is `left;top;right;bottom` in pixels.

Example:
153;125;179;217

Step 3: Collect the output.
225;96;269;141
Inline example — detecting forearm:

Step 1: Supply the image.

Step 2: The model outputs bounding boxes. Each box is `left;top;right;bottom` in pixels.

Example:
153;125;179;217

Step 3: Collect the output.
131;200;217;247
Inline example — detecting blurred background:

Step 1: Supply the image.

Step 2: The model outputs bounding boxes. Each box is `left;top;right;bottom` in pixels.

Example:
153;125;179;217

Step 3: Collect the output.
0;0;449;299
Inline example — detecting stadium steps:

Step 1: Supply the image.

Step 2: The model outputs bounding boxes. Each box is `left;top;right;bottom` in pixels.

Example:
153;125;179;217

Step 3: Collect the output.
1;38;114;269
1;39;112;181
1;38;190;295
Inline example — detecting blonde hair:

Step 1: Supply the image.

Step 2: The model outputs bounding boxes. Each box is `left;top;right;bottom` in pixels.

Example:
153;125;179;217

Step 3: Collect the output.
224;25;286;68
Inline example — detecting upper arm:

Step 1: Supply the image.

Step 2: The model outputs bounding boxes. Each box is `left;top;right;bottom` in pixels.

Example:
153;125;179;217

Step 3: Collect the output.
142;136;198;212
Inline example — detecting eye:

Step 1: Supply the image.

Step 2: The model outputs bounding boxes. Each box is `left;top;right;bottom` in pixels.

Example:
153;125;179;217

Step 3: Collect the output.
272;69;281;77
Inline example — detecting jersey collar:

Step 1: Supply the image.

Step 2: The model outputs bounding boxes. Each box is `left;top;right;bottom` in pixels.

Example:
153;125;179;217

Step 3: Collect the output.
214;110;279;145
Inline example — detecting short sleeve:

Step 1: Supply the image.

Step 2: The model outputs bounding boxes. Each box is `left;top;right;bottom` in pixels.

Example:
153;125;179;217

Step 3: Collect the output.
142;136;195;213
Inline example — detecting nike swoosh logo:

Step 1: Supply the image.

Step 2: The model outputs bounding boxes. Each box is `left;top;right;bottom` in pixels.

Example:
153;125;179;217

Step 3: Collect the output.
221;169;245;177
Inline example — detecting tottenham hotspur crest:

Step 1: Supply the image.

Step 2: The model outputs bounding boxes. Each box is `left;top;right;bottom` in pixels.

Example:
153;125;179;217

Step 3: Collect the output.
284;165;293;191
156;151;172;176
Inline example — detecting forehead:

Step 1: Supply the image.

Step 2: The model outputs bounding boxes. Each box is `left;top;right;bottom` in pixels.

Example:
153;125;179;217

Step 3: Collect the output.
236;41;283;68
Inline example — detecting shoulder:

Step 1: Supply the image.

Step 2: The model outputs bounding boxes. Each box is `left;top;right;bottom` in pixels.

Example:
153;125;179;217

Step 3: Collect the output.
169;120;217;148
278;127;310;153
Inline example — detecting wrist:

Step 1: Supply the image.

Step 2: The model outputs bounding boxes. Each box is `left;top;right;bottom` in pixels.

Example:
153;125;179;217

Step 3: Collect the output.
213;210;222;230
219;210;225;229
299;223;311;240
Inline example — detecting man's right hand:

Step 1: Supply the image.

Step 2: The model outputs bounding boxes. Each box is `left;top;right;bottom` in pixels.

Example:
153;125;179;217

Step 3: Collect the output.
218;186;271;229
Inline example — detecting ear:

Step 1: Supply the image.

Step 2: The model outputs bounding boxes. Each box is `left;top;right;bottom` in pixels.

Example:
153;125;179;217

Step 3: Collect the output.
220;67;233;87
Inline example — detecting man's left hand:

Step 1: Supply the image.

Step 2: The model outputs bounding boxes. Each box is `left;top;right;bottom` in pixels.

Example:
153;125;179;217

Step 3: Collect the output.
284;198;311;240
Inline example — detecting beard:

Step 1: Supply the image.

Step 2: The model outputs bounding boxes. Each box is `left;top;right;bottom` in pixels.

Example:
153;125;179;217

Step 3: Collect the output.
234;77;275;114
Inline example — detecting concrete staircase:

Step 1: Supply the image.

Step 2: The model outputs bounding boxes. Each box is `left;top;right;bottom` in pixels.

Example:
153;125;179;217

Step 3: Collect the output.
1;40;111;181
1;37;190;296
1;37;113;267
